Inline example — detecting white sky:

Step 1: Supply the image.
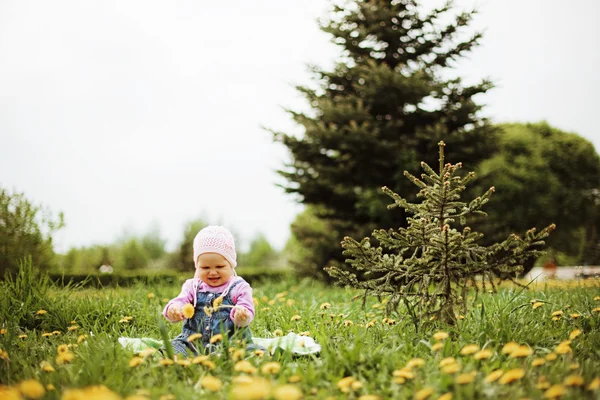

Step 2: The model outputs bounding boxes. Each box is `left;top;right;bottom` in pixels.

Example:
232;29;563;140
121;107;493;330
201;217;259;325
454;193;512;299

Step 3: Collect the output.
1;0;598;253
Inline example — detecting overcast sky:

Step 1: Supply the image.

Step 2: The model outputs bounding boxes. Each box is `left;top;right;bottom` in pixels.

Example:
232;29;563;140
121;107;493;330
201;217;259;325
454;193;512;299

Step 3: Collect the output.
1;0;598;254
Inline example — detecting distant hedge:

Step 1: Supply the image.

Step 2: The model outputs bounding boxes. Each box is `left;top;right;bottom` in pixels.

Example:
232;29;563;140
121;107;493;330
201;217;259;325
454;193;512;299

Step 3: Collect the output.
48;267;292;288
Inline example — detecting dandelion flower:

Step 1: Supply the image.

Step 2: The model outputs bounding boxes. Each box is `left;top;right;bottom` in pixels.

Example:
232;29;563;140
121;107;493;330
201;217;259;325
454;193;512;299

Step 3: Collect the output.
568;363;579;370
441;364;461;374
288;375;301;383
595;296;600;301
564;375;584;387
18;334;27;339
67;325;78;331
569;329;582;340
414;387;435;400
437;393;453;400
473;349;493;360
199;375;223;392
337;376;356;393
392;376;406;385
499;368;525;384
0;329;6;335
129;357;144;368
592;307;600;313
460;344;480;356
57;344;69;353
18;379;46;399
77;334;87;343
35;310;47;315
230;376;271;400
290;315;301;321
187;333;202;342
192;355;209;364
261;362;281;375
201;360;216;370
273;329;284;336
209;334;223;344
320;302;331;310
543;384;565;398
234;360;257;374
56;351;74;365
555;342;572;355
0;349;9;361
484;370;504;383
431;342;444;352
40;361;55;372
501;342;520;355
344;320;354;327
570;313;581;319
392;369;414;380
41;332;52;337
159;358;174;366
552;310;563;317
439;357;457;367
46;384;55;391
532;302;544;309
406;358;426;368
351;381;363;390
433;331;449;341
299;331;310;336
509;346;533;358
532;358;546;367
176;358;191;367
182;304;195;319
357;395;380;400
545;352;558;361
587;377;600;391
456;373;476;384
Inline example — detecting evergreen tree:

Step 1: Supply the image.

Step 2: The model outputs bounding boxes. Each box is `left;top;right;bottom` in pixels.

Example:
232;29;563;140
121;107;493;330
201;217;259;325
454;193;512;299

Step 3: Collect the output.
326;142;554;327
274;0;497;275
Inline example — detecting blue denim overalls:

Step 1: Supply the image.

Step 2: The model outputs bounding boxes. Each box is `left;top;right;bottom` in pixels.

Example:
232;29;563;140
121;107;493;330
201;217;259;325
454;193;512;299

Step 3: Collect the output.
171;278;253;356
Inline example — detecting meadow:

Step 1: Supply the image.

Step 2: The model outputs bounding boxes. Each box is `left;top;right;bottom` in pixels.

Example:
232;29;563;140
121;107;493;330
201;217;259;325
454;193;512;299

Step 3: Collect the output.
1;264;600;400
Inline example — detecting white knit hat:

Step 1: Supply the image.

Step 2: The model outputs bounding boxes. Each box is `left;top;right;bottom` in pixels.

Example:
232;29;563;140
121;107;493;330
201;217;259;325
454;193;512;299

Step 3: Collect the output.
193;225;237;268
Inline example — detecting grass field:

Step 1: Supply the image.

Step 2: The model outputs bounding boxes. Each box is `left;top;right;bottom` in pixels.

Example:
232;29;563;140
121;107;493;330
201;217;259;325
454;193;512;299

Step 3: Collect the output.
1;264;600;400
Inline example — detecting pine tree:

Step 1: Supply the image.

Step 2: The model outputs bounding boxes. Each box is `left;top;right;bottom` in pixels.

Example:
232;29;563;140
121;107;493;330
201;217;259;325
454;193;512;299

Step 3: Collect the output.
274;0;497;275
326;142;555;327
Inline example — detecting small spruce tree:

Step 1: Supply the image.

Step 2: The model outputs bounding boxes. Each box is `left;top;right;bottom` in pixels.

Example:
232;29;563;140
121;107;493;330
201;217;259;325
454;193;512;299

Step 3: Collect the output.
326;142;555;327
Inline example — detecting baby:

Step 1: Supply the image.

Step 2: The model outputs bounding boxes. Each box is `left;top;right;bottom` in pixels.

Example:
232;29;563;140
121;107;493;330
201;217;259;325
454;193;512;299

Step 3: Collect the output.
163;225;257;355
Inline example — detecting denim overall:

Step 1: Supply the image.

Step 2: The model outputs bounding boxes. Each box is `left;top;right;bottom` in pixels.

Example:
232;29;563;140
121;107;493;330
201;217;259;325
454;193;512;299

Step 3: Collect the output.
171;278;253;356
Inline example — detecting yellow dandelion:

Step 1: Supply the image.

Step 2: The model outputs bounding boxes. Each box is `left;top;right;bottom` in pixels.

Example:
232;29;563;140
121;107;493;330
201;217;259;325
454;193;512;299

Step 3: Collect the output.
273;329;284;336
320;302;331;309
569;329;582;340
57;344;69;353
147;292;155;299
545;352;558;361
531;358;546;367
433;331;449;341
18;379;46;399
192;355;209;364
439;357;457;367
595;296;600;301
592;307;600;313
35;310;47;315
587;377;600;390
234;360;257;374
552;316;561;321
392;376;406;385
41;332;52;337
337;376;356;393
0;386;21;400
182;303;195;319
552;310;563;317
431;342;444;352
543;384;565;398
344;320;354;327
56;351;74;365
254;349;265;357
555;342;572;355
129;357;144;367
392;369;414;380
288;375;301;383
473;349;494;360
138;348;156;358
159;395;175;400
201;360;216;370
501;341;520;355
532;302;544;309
199;375;223;392
159;358;174;366
570;313;581;319
187;333;202;342
351;381;364;390
176;358;191;367
77;334;87;343
209;334;223;344
537;380;551;390
564;374;584;387
358;396;380;400
441;364;461;374
0;349;8;361
299;331;310;336
18;334;27;339
460;344;480;356
286;299;295;307
40;361;55;372
290;315;301;321
499;368;525;384
67;325;78;331
568;363;579;370
437;393;453;400
261;362;281;375
230;376;271;400
509;345;533;358
406;358;426;368
456;373;476;384
0;329;6;335
484;370;504;383
414;387;435;400
46;384;55;391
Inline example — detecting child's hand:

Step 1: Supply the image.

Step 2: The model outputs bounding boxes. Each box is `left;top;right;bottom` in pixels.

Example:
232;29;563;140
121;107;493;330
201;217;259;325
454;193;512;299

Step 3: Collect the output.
232;307;250;326
167;305;184;322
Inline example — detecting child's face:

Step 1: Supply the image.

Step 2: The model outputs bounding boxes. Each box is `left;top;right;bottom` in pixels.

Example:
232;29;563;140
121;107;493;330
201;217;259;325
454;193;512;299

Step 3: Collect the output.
196;253;234;287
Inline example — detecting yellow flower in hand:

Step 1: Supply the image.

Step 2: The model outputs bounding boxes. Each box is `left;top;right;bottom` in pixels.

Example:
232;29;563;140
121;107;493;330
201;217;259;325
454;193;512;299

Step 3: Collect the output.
182;303;195;319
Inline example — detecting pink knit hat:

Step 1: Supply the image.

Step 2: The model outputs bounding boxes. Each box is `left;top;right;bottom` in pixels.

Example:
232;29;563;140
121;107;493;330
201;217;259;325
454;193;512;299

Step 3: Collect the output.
193;225;237;268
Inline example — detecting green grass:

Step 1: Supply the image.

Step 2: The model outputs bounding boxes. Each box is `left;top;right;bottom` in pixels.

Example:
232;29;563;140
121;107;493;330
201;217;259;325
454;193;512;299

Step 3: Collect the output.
1;264;600;399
